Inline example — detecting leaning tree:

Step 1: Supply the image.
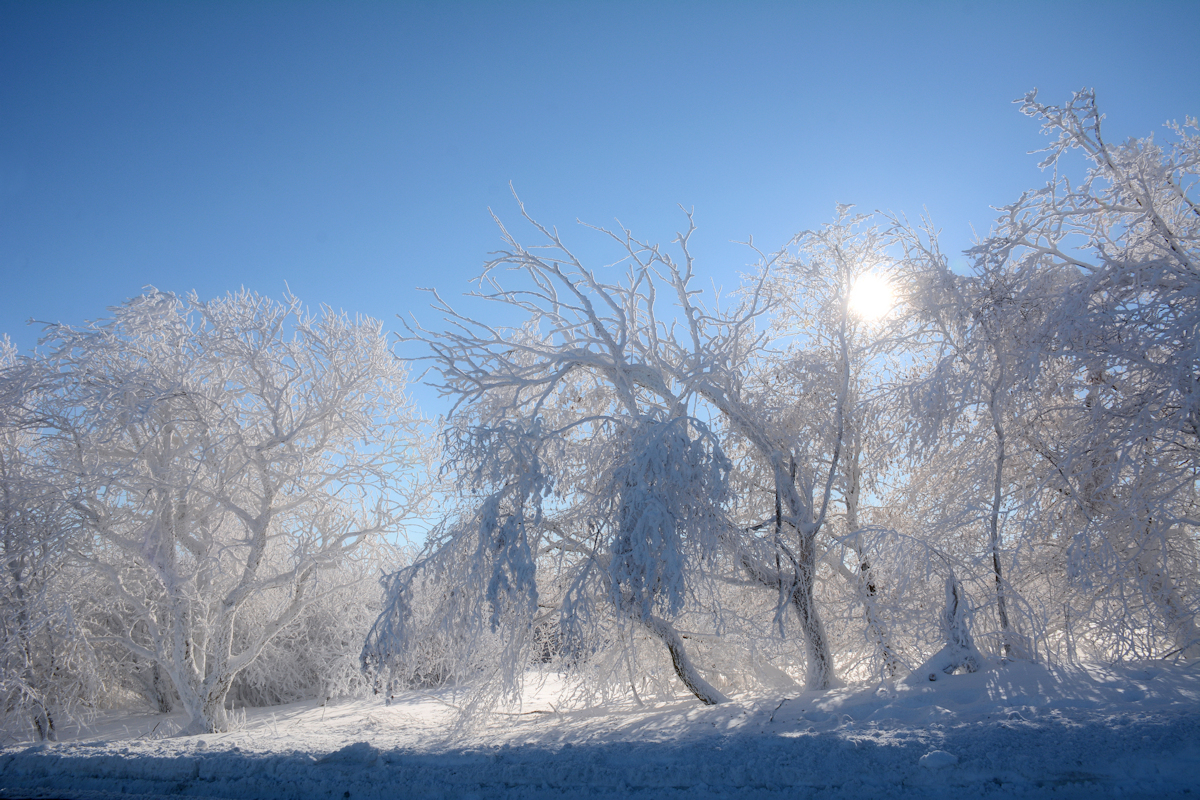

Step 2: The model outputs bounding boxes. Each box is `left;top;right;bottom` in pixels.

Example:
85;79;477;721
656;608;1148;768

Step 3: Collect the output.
364;204;743;707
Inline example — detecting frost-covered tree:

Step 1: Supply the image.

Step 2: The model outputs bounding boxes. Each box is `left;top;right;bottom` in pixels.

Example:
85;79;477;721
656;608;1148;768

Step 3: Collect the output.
364;205;743;706
878;90;1200;666
891;216;1075;660
9;291;429;734
0;339;100;741
716;208;916;688
967;90;1200;661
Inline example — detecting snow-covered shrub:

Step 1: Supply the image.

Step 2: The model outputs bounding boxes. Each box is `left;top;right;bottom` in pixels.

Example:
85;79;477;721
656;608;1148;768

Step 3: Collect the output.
229;555;398;707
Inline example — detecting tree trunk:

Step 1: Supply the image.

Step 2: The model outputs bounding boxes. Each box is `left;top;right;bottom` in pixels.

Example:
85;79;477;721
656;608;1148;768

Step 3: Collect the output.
843;435;898;678
177;673;233;735
988;387;1021;658
731;527;834;691
1138;529;1200;661
8;551;56;741
916;576;984;680
791;533;833;690
856;557;899;679
199;677;233;733
173;679;209;735
151;662;173;713
641;615;727;705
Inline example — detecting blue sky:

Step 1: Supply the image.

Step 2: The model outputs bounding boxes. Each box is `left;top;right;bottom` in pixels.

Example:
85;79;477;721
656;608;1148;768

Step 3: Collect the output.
3;0;1199;412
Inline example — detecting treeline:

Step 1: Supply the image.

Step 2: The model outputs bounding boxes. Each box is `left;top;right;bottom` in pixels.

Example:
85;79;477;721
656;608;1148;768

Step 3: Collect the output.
361;90;1200;711
3;90;1198;739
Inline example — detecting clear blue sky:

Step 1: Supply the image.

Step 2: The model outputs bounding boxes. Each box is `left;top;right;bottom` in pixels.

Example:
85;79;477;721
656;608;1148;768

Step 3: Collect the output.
3;0;1199;411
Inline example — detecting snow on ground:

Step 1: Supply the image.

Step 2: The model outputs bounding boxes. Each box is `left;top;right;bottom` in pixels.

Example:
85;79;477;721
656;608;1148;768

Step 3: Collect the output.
2;660;1199;799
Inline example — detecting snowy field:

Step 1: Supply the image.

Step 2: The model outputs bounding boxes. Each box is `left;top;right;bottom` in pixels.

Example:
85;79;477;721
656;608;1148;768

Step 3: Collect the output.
2;661;1198;799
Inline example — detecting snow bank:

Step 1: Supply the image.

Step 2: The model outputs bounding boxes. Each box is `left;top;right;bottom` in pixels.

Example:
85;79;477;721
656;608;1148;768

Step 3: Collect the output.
2;661;1198;799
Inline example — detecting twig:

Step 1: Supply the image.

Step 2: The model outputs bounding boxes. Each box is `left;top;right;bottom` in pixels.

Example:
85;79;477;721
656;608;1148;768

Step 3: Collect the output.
769;697;791;724
418;692;464;712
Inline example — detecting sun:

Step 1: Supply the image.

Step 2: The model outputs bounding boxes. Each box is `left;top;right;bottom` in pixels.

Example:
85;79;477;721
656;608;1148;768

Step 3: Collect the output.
848;272;893;321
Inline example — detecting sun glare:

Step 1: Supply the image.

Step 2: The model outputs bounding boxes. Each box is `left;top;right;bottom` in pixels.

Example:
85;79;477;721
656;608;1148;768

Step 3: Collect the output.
848;272;893;321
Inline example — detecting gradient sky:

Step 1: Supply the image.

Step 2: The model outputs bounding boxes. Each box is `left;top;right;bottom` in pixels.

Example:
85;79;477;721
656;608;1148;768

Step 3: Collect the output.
3;0;1199;412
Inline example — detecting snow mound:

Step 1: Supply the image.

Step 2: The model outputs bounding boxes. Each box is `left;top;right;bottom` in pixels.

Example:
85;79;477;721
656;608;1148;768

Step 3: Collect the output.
918;750;958;769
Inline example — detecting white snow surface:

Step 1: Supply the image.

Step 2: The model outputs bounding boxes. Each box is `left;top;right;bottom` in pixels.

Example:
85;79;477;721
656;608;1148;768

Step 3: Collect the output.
2;660;1198;799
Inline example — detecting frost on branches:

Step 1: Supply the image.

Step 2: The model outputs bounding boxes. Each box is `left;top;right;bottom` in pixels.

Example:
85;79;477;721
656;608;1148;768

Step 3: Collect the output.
2;87;1197;740
973;90;1200;662
359;200;751;706
0;338;99;741
0;291;428;734
366;89;1199;716
365;199;910;709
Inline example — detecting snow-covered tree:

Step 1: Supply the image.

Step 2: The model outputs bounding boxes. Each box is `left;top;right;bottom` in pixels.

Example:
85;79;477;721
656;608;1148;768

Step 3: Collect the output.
715;208;914;688
891;217;1076;660
965;90;1200;661
9;290;429;734
364;204;746;706
0;338;101;741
